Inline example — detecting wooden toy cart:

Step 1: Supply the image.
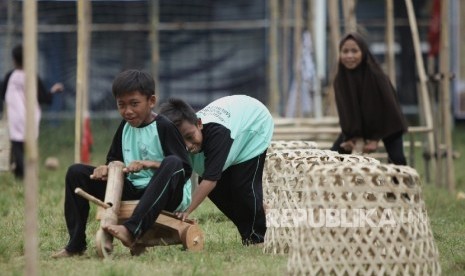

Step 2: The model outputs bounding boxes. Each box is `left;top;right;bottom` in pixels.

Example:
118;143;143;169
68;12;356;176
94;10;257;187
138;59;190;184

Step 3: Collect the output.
75;161;204;258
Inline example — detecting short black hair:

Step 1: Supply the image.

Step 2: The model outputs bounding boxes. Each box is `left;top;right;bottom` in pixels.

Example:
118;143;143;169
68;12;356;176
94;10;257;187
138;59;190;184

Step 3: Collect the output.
159;98;198;127
112;69;155;98
12;44;23;67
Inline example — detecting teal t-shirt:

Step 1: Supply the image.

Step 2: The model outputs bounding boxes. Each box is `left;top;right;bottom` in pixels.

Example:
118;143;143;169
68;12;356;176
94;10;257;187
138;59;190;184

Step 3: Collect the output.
191;95;274;177
122;121;191;212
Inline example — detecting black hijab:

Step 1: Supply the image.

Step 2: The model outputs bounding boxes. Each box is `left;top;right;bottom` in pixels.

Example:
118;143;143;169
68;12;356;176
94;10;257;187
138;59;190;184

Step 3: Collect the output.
334;32;408;141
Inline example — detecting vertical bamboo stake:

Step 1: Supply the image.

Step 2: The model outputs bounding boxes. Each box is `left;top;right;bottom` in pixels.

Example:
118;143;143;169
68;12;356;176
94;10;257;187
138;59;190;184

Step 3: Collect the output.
461;1;465;82
150;0;160;95
385;0;396;87
342;0;357;33
293;0;303;117
307;0;323;119
307;0;314;41
428;53;442;187
328;0;340;64
326;0;340;116
429;3;442;187
23;0;38;275
268;0;280;114
312;0;326;118
439;0;455;193
404;0;437;183
75;0;91;163
308;0;315;116
282;0;290;114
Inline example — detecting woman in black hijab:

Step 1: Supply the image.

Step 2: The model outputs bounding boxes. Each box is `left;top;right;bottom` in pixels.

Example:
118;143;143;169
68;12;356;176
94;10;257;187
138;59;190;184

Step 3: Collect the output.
330;32;408;165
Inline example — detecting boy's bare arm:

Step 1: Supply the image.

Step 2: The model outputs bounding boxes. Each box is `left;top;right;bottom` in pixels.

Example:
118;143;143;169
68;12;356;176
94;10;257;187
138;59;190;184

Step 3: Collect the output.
123;160;161;173
177;179;216;221
90;165;109;181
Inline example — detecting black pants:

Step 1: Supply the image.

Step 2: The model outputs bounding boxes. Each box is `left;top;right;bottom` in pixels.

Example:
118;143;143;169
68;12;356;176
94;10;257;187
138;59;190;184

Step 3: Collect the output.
330;132;407;165
63;155;187;253
205;151;267;245
11;141;24;179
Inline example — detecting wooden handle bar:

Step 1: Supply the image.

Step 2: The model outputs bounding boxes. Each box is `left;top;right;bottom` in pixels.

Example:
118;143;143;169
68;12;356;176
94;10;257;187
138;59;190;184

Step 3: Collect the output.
75;188;111;209
75;188;197;225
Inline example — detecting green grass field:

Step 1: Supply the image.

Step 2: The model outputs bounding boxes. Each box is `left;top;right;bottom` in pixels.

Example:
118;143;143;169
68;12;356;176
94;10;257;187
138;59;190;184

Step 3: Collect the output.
1;118;464;275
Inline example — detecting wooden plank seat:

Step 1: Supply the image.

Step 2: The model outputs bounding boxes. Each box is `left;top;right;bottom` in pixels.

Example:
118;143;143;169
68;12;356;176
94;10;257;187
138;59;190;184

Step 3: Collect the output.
75;161;204;258
272;117;431;164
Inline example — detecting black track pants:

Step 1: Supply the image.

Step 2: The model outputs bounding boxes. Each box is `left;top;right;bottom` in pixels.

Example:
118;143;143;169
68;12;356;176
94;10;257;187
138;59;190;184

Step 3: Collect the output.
206;151;267;245
63;155;186;252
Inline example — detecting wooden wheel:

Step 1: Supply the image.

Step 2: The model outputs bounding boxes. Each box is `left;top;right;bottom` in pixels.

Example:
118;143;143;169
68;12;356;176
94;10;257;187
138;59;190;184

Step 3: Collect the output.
95;228;113;259
181;224;204;251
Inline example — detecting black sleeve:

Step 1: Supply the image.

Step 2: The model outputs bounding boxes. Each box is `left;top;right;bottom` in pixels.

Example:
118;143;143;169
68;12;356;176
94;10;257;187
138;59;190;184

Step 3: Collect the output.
201;123;234;181
105;120;125;164
37;76;53;105
156;115;192;181
0;71;13;114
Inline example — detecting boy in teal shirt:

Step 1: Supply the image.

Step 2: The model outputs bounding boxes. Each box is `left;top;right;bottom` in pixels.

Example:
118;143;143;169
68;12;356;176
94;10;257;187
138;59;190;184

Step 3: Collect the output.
52;70;192;257
160;95;273;245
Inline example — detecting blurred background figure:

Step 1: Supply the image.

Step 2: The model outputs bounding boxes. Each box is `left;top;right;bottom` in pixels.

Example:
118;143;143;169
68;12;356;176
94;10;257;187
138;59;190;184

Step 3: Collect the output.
0;44;63;179
330;32;408;165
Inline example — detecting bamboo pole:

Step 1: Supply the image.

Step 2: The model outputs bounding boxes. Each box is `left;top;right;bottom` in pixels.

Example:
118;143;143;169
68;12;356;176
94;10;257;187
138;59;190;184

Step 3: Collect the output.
75;0;91;163
428;3;442;187
328;0;340;64
282;0;290;115
404;0;437;183
385;0;396;87
439;0;455;193
307;0;314;41
428;51;442;187
293;0;303;117
0;20;269;34
326;0;340;116
306;0;314;117
23;1;39;275
312;0;326;118
342;0;357;33
268;0;280;114
312;0;327;78
149;0;160;96
461;1;465;81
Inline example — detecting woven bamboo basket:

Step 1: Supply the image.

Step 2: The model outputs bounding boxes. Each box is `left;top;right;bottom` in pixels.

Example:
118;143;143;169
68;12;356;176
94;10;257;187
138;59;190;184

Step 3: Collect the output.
287;162;441;275
263;149;338;208
268;140;319;153
263;152;380;255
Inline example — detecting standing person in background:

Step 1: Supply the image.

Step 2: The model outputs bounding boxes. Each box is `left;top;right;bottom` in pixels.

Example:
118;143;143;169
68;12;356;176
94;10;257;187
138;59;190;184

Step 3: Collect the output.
330;32;408;165
159;95;273;245
0;44;64;179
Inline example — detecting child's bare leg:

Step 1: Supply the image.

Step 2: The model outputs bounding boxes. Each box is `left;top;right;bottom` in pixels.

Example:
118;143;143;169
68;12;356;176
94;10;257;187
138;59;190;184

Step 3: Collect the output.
103;224;134;248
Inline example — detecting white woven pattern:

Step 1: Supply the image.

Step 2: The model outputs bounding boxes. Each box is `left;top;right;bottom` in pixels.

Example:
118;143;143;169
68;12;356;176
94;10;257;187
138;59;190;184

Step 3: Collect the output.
287;162;441;275
263;149;379;255
263;149;338;208
268;140;319;153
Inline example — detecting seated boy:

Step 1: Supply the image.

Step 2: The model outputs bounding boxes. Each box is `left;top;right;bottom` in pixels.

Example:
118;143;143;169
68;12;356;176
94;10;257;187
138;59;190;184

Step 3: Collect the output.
159;95;274;245
52;69;192;258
